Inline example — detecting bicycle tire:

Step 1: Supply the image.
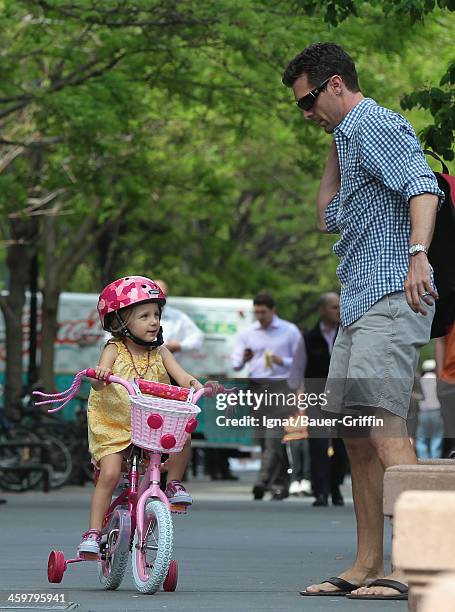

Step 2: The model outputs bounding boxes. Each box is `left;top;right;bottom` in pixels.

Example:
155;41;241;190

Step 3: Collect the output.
41;434;73;489
0;429;42;492
98;508;130;590
131;499;173;594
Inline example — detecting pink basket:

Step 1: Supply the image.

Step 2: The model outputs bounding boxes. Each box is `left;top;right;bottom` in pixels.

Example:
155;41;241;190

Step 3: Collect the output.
130;394;201;453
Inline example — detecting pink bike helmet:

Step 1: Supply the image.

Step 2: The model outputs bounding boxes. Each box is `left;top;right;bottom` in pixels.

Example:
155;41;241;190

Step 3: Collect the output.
97;276;166;331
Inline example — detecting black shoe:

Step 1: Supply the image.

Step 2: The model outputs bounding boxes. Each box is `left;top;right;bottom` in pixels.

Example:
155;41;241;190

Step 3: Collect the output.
252;484;265;500
271;486;289;500
331;487;344;506
312;494;328;507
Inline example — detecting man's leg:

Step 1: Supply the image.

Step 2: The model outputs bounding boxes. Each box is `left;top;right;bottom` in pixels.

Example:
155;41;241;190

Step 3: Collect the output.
330;437;348;503
349;414;417;597
305;436;384;593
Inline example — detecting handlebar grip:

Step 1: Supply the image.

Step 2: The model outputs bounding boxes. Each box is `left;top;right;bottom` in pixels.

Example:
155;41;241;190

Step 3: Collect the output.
203;382;223;398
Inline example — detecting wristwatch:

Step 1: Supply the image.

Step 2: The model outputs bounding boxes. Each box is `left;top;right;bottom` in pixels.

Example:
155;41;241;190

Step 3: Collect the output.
408;243;428;257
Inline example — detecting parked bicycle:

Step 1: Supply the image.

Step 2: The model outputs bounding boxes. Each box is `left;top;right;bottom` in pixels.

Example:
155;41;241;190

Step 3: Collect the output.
0;410;56;492
14;389;73;489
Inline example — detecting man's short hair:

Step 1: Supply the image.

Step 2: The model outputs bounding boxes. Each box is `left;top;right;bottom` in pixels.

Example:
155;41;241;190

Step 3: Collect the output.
253;293;276;309
317;291;340;308
282;42;360;92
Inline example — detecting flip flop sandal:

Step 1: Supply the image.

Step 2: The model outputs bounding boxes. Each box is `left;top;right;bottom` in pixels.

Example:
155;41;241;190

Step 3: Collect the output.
300;576;360;596
346;578;408;600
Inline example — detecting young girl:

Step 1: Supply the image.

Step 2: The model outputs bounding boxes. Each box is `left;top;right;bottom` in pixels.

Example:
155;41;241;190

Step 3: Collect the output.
79;276;211;555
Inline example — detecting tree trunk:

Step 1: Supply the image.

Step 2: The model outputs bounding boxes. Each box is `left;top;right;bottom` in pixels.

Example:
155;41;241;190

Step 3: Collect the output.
40;215;59;391
0;235;33;416
40;290;59;391
39;210;120;390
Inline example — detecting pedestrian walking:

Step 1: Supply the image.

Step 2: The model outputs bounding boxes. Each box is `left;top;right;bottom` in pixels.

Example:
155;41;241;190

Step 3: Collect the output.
290;292;348;506
231;293;302;500
416;359;444;459
282;410;312;496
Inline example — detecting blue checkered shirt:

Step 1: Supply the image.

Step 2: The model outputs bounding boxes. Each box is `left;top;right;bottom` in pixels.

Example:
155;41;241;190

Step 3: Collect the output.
325;98;444;327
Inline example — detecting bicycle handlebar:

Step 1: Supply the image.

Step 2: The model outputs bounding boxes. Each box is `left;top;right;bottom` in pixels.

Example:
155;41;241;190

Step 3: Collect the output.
33;368;237;414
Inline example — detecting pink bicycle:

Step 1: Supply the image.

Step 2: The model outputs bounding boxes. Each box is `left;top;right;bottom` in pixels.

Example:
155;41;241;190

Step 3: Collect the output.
34;369;231;594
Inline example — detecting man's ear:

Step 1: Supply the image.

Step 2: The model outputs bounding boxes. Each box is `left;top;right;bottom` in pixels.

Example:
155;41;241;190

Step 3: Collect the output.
330;75;343;95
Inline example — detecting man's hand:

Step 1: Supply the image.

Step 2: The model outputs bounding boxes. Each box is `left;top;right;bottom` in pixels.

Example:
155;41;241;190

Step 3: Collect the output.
165;339;182;353
404;252;438;315
243;348;254;363
271;353;284;366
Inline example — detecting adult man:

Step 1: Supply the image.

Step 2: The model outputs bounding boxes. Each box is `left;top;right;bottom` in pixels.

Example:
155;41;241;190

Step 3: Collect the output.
303;292;348;506
283;43;444;600
231;293;303;500
155;280;203;361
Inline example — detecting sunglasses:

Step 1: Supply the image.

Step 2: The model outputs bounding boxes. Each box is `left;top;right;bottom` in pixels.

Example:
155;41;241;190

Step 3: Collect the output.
296;77;331;111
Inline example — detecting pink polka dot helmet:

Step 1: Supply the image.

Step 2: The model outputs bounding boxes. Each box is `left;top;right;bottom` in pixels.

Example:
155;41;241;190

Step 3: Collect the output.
97;276;166;331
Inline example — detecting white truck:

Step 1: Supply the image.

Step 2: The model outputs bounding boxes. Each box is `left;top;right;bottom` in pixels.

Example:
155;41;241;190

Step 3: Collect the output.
0;292;253;380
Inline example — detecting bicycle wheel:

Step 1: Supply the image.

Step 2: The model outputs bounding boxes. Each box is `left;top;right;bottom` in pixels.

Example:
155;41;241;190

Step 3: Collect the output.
131;499;173;594
0;429;42;492
98;508;130;590
42;434;73;489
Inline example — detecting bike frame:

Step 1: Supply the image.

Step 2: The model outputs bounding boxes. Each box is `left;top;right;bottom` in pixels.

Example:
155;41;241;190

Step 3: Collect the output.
103;448;170;547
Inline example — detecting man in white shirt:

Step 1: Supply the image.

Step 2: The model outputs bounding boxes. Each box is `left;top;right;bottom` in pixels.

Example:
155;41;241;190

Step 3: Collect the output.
155;280;203;362
231;293;303;500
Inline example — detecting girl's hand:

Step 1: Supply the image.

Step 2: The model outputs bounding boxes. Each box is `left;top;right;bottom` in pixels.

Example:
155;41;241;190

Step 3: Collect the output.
204;380;224;397
189;378;204;391
95;366;112;381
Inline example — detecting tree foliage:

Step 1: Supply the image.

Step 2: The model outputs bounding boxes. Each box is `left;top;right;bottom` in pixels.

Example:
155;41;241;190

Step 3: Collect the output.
0;0;454;405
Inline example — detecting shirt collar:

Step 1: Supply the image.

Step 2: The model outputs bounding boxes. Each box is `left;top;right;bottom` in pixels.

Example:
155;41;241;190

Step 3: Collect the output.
253;314;280;330
334;98;377;139
320;321;336;335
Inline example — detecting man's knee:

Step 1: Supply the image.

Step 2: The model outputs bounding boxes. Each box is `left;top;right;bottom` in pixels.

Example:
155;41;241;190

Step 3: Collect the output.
343;436;374;461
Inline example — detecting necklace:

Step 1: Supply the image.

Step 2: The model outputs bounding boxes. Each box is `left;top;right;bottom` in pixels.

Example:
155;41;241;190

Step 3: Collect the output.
123;340;151;379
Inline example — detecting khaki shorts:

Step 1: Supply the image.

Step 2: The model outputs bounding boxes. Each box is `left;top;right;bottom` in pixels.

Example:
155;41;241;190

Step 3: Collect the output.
325;291;434;419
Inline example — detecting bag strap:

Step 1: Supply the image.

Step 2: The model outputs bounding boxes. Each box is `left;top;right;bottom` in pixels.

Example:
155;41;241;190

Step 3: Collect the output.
423;149;450;175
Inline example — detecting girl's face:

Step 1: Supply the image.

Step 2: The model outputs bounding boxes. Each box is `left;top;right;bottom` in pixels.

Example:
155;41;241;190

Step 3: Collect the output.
127;302;161;342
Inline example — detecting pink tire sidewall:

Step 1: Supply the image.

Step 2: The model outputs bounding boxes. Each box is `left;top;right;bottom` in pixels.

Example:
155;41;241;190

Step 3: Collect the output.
48;550;65;583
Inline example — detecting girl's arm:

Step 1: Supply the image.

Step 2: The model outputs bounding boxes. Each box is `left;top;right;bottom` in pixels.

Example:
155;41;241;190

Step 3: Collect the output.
91;343;118;391
160;346;203;390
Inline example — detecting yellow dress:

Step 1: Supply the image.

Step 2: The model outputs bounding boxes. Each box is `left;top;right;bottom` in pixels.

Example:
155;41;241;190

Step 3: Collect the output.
87;339;170;462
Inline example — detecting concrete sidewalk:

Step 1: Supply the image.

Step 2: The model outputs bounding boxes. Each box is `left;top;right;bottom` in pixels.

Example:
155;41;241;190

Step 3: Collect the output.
0;476;405;612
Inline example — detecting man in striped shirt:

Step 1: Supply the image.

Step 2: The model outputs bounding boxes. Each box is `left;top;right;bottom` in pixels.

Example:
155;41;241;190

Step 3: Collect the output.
283;42;444;601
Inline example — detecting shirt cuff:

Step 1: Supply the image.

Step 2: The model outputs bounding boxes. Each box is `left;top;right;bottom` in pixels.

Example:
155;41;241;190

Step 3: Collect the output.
281;356;292;368
324;192;341;233
405;177;445;207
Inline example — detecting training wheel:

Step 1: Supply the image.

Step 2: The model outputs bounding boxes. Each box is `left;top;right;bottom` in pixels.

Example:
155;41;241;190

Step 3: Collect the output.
163;559;178;592
48;550;66;583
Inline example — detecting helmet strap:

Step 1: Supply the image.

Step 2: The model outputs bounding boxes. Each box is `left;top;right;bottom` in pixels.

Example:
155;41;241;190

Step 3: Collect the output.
114;312;164;348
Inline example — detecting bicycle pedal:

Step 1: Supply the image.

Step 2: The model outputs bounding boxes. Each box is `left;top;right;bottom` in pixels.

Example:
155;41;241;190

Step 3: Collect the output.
170;503;188;514
78;551;99;561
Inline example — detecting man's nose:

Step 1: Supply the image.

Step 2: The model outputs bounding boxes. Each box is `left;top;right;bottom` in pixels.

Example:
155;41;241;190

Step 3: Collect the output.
302;109;312;120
